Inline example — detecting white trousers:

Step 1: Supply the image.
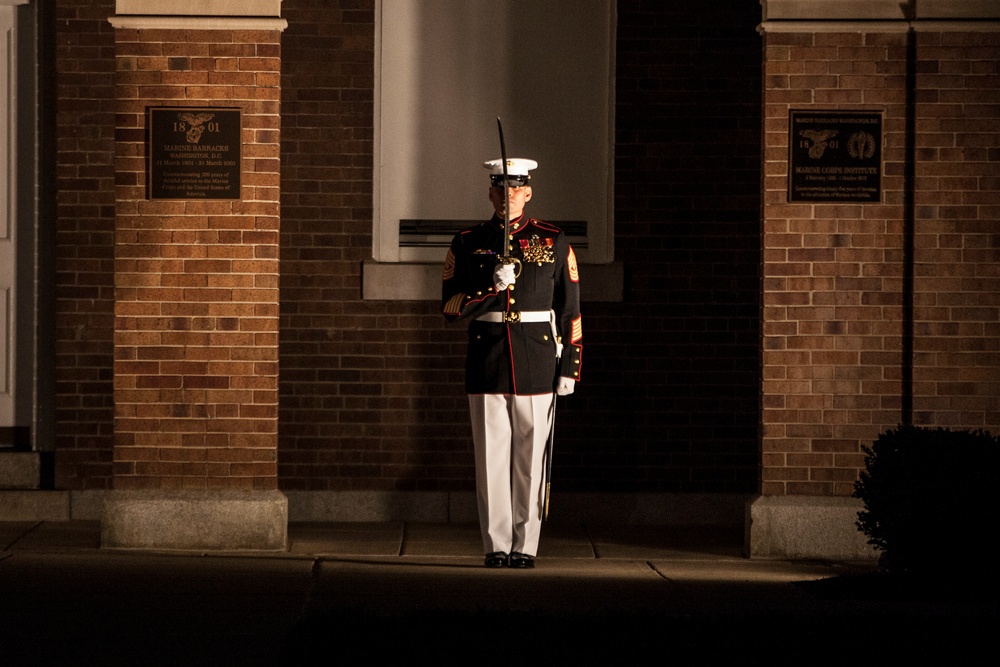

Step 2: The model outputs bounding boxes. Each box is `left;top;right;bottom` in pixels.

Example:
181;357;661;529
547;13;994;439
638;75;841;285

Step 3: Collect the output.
469;393;553;556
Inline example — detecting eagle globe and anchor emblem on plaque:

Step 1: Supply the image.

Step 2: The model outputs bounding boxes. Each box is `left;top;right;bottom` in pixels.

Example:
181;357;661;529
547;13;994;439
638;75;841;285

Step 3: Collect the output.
176;110;217;144
147;106;242;200
789;110;882;203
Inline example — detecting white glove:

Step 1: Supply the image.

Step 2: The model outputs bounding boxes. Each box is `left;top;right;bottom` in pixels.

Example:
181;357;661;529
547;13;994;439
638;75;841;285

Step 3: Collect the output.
556;377;575;396
493;263;516;291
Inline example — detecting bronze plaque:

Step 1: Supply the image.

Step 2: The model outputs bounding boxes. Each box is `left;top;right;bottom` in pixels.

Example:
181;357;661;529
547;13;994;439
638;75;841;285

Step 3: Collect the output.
147;107;241;200
789;110;882;203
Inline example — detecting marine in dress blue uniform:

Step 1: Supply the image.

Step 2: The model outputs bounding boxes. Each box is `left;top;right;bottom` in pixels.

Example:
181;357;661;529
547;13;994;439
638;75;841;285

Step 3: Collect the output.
442;158;582;568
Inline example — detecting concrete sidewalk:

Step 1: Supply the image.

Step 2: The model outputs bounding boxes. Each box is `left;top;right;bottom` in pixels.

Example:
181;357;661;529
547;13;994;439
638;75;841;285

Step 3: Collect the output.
1;521;994;665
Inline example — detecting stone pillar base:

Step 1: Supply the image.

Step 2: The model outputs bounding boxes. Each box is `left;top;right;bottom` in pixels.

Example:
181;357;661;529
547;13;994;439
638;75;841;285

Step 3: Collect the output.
0;490;70;521
101;490;288;551
746;494;877;561
0;452;40;489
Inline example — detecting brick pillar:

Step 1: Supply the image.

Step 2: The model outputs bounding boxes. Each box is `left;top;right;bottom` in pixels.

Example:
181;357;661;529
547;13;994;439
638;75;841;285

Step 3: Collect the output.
101;1;287;550
751;0;1000;559
912;28;1000;428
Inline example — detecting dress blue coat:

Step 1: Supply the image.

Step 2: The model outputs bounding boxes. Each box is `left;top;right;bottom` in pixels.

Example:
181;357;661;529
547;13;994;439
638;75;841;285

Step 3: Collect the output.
442;214;582;395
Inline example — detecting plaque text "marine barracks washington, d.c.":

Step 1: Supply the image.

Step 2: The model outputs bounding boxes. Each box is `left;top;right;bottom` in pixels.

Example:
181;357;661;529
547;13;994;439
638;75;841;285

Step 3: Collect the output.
147;107;242;200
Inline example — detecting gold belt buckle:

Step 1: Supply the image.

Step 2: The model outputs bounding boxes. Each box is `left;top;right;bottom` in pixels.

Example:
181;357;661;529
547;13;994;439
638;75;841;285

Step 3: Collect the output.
503;311;520;323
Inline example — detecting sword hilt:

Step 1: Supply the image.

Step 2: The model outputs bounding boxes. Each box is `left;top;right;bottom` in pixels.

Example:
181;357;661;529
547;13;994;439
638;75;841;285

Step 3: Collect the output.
497;255;522;287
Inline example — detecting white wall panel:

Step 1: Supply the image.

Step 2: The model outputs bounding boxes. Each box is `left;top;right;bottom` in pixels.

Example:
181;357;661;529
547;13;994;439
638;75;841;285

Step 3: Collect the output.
374;0;615;264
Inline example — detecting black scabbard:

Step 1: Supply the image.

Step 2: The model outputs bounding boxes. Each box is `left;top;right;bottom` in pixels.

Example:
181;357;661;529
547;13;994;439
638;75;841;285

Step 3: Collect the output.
543;392;556;520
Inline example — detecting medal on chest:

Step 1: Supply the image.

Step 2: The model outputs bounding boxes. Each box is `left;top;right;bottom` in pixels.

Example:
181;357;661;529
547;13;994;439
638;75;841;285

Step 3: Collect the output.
519;235;555;264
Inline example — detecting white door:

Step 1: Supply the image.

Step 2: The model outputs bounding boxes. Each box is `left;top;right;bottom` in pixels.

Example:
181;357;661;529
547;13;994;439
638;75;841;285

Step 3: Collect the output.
0;5;16;426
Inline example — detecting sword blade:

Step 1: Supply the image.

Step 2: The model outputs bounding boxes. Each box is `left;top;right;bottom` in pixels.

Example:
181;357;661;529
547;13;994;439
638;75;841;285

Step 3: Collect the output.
496;117;511;256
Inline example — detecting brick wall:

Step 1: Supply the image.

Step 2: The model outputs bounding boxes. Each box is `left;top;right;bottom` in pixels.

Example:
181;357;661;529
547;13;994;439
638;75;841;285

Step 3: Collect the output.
564;3;762;492
761;29;908;496
761;25;1000;496
110;25;282;490
48;2;1000;504
276;1;763;494
54;0;116;490
278;1;474;492
913;29;1000;428
53;1;764;496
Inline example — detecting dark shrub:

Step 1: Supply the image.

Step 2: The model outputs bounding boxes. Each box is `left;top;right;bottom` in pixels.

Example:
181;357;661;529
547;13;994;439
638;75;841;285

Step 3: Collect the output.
854;424;1000;577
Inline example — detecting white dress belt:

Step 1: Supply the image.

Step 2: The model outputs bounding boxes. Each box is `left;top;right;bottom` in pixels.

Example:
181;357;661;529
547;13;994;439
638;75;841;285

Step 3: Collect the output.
476;310;564;358
475;311;551;323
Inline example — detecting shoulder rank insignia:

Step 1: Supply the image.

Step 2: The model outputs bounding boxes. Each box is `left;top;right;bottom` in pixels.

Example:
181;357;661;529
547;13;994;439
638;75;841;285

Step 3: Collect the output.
568;246;579;282
442;249;456;280
520;235;555;264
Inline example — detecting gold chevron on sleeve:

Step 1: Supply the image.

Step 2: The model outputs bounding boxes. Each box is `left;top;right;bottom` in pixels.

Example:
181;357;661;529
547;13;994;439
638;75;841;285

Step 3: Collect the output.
443;293;465;315
571;315;582;343
567;246;579;282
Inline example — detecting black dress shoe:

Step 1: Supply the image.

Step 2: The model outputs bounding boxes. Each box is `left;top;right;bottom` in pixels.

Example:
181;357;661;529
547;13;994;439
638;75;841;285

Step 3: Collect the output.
484;552;508;568
509;552;535;568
